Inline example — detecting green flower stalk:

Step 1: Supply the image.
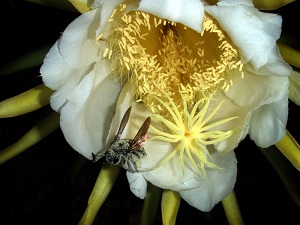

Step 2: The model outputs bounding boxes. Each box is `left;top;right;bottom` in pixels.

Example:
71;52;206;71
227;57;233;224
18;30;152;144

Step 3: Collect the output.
0;84;53;118
78;163;120;225
222;192;244;225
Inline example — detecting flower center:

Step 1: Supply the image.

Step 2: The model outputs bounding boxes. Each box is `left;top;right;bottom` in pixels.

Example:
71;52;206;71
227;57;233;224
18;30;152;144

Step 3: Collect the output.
98;4;244;114
150;94;237;177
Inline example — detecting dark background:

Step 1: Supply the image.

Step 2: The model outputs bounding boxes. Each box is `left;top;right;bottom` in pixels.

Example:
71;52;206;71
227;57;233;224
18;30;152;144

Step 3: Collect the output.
0;0;300;224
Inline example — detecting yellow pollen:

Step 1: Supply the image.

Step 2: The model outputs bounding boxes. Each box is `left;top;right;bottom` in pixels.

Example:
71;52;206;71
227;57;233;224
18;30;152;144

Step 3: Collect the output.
184;132;193;138
98;4;245;115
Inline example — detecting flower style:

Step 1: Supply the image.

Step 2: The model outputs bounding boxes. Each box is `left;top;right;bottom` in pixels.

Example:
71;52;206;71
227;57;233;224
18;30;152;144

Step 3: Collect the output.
40;0;292;212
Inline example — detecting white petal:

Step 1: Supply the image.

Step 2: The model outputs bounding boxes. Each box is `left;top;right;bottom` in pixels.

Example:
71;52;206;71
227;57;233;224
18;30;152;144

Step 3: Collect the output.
225;71;289;108
126;171;148;199
141;142;237;195
41;8;103;108
105;81;152;145
179;150;237;212
93;0;132;37
48;66;91;112
207;92;251;153
141;140;202;191
246;46;292;77
41;41;93;111
205;4;282;69
59;61;122;159
248;98;289;148
216;0;253;7
40;42;66;90
137;0;205;32
59;8;102;69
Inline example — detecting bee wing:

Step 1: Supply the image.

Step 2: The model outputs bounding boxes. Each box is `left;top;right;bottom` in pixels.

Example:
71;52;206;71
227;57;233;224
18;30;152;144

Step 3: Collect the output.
113;106;132;142
130;116;151;151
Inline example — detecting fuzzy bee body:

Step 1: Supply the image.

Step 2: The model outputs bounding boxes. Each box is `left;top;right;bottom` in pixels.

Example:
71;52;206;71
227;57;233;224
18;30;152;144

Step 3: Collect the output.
103;139;147;170
93;107;150;171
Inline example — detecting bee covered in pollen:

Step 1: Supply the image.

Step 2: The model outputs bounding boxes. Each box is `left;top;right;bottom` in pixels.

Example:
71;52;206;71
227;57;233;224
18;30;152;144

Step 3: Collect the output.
93;107;151;171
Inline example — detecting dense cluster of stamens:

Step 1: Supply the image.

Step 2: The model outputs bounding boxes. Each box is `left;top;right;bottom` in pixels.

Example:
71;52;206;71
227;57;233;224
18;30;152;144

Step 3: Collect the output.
97;4;244;114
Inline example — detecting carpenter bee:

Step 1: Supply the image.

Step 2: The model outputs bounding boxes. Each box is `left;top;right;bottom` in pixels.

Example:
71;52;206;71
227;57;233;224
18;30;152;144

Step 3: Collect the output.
92;106;151;171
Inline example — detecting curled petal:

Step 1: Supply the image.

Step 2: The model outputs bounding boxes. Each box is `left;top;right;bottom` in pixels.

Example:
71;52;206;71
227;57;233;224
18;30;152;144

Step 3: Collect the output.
93;0;130;36
246;45;291;77
249;98;289;148
59;61;122;159
225;71;289;108
137;0;205;32
205;3;282;69
41;41;95;112
207;92;251;153
58;8;102;69
178;150;237;211
105;81;152;146
126;172;148;199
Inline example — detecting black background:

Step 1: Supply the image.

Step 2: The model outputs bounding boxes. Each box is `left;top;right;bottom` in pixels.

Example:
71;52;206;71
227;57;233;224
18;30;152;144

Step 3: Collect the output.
0;0;300;224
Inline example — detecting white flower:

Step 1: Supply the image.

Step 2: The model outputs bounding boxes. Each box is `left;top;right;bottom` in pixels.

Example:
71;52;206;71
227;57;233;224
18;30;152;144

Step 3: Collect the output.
40;0;291;211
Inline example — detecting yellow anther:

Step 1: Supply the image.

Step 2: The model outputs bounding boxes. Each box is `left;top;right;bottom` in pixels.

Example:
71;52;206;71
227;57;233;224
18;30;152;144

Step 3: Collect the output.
102;4;244;114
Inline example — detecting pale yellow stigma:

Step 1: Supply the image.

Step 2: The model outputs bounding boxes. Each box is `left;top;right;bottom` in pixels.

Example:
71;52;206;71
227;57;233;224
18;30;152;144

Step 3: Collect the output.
97;4;245;113
150;94;238;178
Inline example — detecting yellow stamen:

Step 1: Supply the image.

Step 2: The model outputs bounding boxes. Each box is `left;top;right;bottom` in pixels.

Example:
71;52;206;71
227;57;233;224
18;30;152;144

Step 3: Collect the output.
97;4;245;114
149;94;238;178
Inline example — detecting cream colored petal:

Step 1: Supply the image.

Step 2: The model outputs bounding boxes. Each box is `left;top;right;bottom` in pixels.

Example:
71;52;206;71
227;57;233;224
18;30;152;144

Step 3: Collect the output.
41;8;103;106
58;8;103;69
140;142;237;191
207;92;251;153
41;41;88;111
249;98;289;148
246;45;292;77
217;0;254;7
126;171;148;199
41;41;73;90
93;0;134;37
59;61;122;159
137;0;205;32
171;150;237;211
48;65;92;112
205;3;282;70
105;81;152;147
225;71;289;108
